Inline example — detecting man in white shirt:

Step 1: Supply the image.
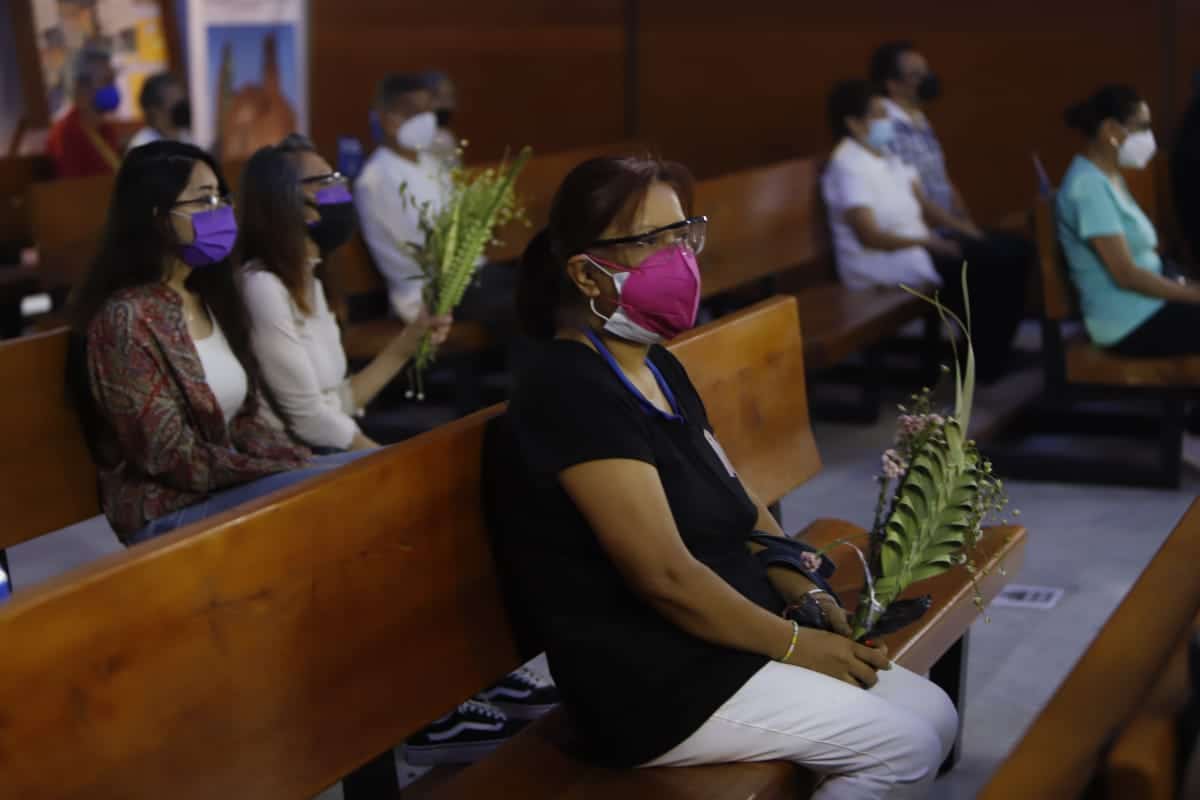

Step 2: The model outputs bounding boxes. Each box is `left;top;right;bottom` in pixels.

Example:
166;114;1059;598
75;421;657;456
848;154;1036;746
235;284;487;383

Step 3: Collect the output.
126;72;192;152
354;73;448;323
822;79;1024;382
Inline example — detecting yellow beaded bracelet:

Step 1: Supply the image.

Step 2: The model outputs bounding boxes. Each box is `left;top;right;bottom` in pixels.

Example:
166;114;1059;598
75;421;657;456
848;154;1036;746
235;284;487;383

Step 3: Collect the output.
780;619;800;662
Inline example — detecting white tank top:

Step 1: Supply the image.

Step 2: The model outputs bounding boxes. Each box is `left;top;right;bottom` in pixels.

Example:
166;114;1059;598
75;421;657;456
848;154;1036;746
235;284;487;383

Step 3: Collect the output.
193;315;248;423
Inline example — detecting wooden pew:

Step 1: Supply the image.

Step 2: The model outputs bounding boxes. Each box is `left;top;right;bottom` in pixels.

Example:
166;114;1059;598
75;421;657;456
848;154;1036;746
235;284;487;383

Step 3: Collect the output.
695;158;931;421
979;499;1200;800
0;295;1026;798
987;195;1197;487
0;328;98;558
28;174;116;289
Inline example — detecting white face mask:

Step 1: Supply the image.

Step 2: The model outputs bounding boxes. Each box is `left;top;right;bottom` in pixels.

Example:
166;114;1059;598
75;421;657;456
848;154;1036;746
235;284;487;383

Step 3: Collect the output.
1118;130;1157;169
396;111;437;151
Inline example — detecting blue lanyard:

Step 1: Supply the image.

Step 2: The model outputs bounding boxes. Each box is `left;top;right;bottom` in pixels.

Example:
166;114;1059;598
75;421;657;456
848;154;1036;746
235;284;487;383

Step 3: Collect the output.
582;329;683;422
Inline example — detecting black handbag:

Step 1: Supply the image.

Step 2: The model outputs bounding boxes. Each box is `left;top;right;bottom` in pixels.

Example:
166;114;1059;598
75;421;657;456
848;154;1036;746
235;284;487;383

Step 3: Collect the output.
752;531;933;638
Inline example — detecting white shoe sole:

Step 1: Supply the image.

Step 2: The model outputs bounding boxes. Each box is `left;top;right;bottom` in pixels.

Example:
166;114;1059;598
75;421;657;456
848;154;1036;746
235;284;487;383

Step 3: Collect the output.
403;738;508;766
488;700;558;721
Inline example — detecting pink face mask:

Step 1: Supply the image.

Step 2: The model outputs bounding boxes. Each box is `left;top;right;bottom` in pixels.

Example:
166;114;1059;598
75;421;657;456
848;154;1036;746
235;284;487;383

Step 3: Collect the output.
587;243;702;344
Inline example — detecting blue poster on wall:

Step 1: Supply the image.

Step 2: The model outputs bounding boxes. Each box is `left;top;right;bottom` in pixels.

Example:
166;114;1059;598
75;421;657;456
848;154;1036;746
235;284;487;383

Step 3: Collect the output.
183;0;308;162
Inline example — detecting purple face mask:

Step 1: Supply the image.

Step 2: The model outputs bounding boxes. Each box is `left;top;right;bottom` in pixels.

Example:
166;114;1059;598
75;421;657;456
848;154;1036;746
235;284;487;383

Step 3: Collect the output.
314;184;353;205
173;205;237;267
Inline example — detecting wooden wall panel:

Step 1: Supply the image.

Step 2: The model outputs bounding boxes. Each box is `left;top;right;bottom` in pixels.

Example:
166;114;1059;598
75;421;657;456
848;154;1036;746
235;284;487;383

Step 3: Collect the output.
637;1;1166;223
308;0;627;164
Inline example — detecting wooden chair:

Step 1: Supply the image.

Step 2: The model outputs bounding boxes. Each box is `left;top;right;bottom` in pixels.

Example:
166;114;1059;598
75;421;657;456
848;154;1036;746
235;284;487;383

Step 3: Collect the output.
987;196;1196;487
0;296;1025;799
980;499;1200;799
694;158;931;421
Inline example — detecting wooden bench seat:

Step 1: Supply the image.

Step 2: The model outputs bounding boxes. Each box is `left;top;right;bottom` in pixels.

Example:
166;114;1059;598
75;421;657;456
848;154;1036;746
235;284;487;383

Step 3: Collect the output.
0;295;1025;799
1063;334;1200;386
339;316;495;363
793;283;926;371
429;520;1024;800
980;499;1200;799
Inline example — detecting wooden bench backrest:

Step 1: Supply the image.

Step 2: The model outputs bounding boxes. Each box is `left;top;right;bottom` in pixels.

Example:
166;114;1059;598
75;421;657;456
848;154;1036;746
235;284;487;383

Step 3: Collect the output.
1034;194;1077;322
0;296;815;799
0;327;99;549
696;157;830;299
29;174;114;286
336;141;637;298
979;498;1200;800
0;155;52;246
670;294;820;502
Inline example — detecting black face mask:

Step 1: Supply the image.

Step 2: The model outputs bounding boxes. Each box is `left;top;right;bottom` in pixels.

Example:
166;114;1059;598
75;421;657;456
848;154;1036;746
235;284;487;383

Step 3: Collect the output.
916;74;942;103
435;108;454;128
170;99;192;129
306;201;358;254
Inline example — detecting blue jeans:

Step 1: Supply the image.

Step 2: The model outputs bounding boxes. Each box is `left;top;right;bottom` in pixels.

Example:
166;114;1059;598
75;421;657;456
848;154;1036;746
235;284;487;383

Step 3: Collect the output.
127;450;372;545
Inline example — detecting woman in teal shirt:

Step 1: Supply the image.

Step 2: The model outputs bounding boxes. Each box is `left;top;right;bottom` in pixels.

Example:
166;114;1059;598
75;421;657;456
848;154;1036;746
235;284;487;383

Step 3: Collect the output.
1057;85;1200;355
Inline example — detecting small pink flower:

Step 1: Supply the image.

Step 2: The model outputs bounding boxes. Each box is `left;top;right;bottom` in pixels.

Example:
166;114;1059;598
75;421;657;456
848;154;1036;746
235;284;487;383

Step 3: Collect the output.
799;552;823;573
882;448;907;479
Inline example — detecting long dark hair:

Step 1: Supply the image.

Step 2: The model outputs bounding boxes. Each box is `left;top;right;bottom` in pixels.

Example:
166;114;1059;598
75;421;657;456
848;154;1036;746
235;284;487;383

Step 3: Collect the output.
237;144;314;313
1064;84;1143;138
517;155;694;340
68;139;268;402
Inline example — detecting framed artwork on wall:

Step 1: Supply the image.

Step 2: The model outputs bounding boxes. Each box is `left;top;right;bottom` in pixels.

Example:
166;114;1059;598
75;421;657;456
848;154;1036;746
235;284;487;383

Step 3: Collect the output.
12;0;182;128
179;0;310;162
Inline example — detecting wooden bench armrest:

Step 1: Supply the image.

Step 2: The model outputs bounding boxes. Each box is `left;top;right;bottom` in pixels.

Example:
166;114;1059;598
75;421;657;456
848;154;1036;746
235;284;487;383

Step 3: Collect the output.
980;499;1200;799
795;519;1027;673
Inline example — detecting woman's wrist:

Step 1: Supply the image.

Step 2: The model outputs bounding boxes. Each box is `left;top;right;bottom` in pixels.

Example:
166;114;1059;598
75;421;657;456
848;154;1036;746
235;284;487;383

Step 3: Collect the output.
778;619;801;662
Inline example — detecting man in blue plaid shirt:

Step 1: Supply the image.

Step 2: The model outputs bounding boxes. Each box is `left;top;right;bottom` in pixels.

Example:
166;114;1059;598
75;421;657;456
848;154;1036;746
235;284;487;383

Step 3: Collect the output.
868;41;1033;383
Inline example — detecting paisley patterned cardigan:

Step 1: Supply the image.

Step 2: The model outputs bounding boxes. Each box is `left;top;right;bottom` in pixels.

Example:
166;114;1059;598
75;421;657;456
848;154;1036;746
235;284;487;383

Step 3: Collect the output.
85;284;311;538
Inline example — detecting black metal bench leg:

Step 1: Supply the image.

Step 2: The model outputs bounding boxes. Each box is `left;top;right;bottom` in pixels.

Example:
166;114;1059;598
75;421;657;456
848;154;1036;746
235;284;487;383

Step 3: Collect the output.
341;749;400;800
859;346;884;425
1161;395;1185;489
931;632;969;775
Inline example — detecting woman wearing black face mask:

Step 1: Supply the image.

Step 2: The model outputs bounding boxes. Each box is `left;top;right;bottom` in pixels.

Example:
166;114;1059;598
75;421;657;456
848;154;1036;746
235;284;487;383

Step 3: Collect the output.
238;135;452;451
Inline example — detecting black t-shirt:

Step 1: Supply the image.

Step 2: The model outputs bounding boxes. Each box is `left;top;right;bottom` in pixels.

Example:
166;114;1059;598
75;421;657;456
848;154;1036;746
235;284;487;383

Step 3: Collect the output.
495;339;782;767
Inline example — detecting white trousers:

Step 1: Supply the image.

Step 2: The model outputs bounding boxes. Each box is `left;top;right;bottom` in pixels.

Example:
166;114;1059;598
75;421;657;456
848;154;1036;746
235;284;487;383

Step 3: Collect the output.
642;661;958;800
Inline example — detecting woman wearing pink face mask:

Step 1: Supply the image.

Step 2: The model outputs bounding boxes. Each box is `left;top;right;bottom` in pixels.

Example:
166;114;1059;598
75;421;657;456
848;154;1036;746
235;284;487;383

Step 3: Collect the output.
68;141;368;546
488;156;957;799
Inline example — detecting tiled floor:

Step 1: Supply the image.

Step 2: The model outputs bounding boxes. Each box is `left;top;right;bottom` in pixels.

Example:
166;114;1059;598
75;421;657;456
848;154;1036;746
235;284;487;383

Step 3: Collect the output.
9;363;1196;799
787;375;1198;798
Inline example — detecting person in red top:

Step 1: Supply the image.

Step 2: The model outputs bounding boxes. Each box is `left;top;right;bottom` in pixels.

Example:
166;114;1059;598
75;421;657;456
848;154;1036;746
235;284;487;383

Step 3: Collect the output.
46;44;122;178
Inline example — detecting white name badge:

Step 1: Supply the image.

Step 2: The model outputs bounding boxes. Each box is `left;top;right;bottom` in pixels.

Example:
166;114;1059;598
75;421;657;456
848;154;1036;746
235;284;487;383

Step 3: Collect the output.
704;429;738;477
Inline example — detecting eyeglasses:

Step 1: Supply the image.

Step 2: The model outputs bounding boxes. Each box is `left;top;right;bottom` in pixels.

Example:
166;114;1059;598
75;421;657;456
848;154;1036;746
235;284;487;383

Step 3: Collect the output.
589;215;708;255
171;193;232;210
300;171;347;187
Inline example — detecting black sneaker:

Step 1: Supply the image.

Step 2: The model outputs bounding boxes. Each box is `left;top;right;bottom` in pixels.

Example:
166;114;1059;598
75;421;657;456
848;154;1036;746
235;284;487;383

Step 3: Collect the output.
404;699;522;766
478;667;560;720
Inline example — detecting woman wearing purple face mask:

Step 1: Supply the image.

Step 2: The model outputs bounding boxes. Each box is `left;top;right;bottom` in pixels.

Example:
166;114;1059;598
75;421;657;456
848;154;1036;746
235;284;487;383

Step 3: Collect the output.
238;135;452;452
489;156;957;798
67;140;369;546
